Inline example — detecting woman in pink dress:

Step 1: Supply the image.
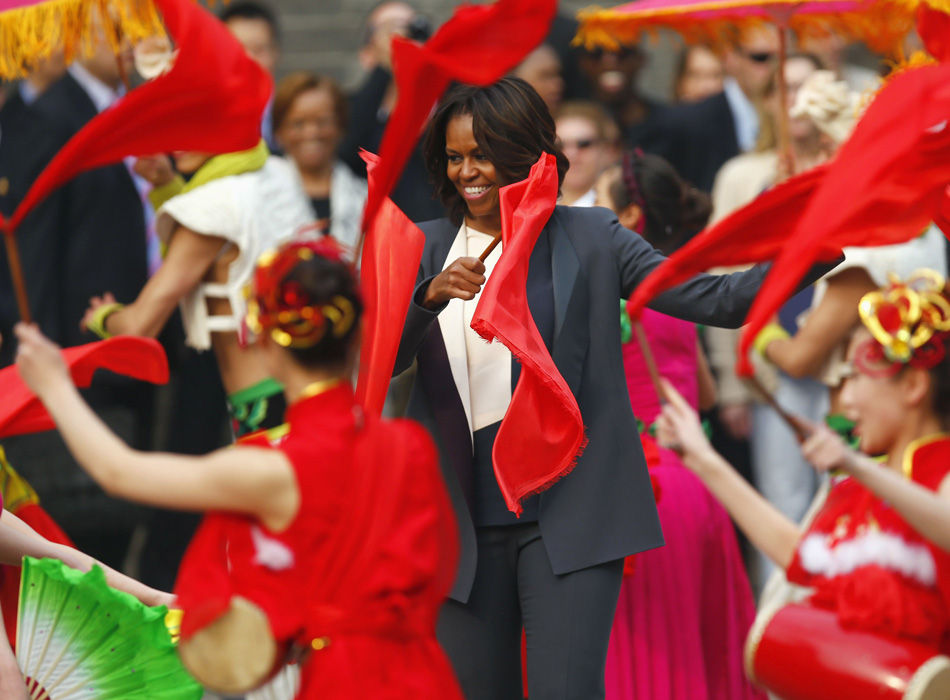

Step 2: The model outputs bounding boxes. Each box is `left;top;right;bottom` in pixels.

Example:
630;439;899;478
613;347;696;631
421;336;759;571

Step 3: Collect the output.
595;151;764;699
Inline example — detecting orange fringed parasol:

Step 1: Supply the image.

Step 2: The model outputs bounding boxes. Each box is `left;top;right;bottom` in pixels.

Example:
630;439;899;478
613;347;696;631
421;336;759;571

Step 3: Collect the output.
0;0;163;80
575;0;916;57
575;0;923;171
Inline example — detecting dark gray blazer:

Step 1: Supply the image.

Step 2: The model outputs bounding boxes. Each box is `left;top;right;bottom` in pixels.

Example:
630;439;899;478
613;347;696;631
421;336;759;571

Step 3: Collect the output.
395;205;793;602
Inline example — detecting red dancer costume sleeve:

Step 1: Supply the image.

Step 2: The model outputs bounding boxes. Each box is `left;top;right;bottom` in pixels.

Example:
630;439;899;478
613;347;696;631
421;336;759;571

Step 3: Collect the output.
173;385;462;699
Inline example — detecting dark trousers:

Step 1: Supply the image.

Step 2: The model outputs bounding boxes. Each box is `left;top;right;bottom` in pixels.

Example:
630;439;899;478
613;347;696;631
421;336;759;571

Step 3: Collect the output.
437;524;624;700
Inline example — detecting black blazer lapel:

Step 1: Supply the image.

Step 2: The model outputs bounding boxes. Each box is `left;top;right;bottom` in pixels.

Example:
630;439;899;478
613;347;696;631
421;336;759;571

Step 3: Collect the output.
548;212;588;398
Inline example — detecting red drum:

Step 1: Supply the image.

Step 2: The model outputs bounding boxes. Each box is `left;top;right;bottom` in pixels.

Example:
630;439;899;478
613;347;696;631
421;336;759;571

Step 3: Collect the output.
745;603;950;700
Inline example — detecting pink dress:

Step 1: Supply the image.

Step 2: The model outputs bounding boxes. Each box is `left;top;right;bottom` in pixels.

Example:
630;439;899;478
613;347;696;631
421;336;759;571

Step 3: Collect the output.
605;308;764;700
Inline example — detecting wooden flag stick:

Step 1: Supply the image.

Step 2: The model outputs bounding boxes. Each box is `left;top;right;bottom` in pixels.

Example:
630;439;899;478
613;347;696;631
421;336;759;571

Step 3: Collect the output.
3;233;31;324
747;373;809;443
633;320;668;403
478;232;502;263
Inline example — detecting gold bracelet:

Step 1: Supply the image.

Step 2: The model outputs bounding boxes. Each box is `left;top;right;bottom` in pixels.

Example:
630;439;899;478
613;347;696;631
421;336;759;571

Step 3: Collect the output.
86;302;124;340
753;322;790;358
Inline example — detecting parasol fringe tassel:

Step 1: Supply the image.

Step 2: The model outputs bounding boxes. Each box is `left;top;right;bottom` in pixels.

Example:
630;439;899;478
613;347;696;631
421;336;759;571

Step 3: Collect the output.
0;0;163;81
894;0;950;12
575;0;915;56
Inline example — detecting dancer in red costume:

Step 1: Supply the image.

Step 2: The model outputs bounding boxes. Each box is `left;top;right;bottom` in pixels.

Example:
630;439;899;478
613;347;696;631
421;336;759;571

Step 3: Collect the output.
656;270;950;698
14;239;462;699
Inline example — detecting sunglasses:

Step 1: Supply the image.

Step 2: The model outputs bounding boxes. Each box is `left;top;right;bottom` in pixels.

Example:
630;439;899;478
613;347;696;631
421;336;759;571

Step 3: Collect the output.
559;138;600;151
584;47;641;61
743;50;777;64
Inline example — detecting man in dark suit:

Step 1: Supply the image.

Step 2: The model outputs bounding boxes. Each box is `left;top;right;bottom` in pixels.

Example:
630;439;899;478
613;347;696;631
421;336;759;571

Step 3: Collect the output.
0;87;64;367
338;1;445;222
0;30;152;569
653;26;780;192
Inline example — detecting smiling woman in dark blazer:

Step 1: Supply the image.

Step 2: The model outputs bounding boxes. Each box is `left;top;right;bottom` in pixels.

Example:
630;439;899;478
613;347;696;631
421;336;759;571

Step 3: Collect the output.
395;77;826;700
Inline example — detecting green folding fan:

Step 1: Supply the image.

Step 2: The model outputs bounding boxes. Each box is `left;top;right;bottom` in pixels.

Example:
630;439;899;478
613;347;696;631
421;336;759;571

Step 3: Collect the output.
16;557;202;699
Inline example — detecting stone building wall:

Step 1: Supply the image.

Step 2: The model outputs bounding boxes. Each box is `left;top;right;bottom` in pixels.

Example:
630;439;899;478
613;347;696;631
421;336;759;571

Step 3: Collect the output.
269;0;679;99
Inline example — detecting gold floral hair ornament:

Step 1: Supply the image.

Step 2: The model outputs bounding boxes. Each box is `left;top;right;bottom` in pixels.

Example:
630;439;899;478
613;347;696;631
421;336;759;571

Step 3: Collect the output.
855;269;950;377
245;239;357;349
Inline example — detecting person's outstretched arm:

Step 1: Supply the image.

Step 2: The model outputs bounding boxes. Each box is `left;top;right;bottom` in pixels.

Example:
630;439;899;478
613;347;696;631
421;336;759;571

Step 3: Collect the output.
0;509;171;608
14;324;297;525
761;267;874;378
79;225;227;339
656;378;802;569
802;424;950;554
0;604;27;700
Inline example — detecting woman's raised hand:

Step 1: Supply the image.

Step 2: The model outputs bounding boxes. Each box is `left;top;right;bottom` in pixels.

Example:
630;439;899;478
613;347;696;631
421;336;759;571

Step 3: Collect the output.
801;422;857;474
133;155;176;187
655;378;714;463
423;256;487;309
14;323;70;401
79;292;118;333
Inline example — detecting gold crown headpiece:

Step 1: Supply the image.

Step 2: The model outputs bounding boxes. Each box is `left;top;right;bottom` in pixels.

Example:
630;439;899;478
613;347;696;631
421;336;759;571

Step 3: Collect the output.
245;239;357;349
855;269;950;376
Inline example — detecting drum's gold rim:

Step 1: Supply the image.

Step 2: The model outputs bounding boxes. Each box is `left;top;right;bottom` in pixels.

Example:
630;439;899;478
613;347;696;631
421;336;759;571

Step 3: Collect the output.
904;655;950;700
178;596;278;695
743;598;786;686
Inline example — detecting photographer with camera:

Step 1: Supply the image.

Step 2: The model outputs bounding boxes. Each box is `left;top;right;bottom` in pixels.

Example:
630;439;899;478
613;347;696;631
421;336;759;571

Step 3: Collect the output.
339;1;445;222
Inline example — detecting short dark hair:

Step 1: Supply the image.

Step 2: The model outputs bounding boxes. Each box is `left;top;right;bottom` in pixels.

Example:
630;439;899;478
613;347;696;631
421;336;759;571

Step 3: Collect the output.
219;1;280;44
422;77;569;225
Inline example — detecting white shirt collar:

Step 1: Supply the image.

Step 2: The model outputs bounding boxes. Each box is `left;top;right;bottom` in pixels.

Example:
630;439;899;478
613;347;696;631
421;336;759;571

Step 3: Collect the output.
723;77;759;153
68;63;123;113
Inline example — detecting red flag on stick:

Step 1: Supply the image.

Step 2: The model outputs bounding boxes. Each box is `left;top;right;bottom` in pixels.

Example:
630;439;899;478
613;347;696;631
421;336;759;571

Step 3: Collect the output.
625;163;828;321
360;0;556;238
630;6;950;377
355;151;426;416
734;59;950;374
918;4;950;64
470;154;586;515
2;0;269;235
0;0;271;323
1;337;168;438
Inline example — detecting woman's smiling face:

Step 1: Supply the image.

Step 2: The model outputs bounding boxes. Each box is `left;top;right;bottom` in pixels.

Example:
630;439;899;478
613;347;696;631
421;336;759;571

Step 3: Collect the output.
445;113;503;233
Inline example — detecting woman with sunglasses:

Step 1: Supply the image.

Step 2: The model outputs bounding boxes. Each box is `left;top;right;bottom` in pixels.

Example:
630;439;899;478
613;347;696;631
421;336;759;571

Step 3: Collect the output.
655;271;950;697
16;239;463;699
396;76;835;700
554;101;620;207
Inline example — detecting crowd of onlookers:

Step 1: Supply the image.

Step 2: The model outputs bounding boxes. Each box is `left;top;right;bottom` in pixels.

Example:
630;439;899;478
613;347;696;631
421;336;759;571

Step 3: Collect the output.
0;0;931;596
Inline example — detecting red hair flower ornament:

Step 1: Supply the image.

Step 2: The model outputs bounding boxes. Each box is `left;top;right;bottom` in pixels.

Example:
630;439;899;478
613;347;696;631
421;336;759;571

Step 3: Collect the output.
245;239;357;349
855;269;950;377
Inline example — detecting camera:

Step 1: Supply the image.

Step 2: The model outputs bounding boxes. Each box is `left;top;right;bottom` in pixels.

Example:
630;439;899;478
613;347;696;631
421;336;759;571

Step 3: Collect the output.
407;15;432;42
